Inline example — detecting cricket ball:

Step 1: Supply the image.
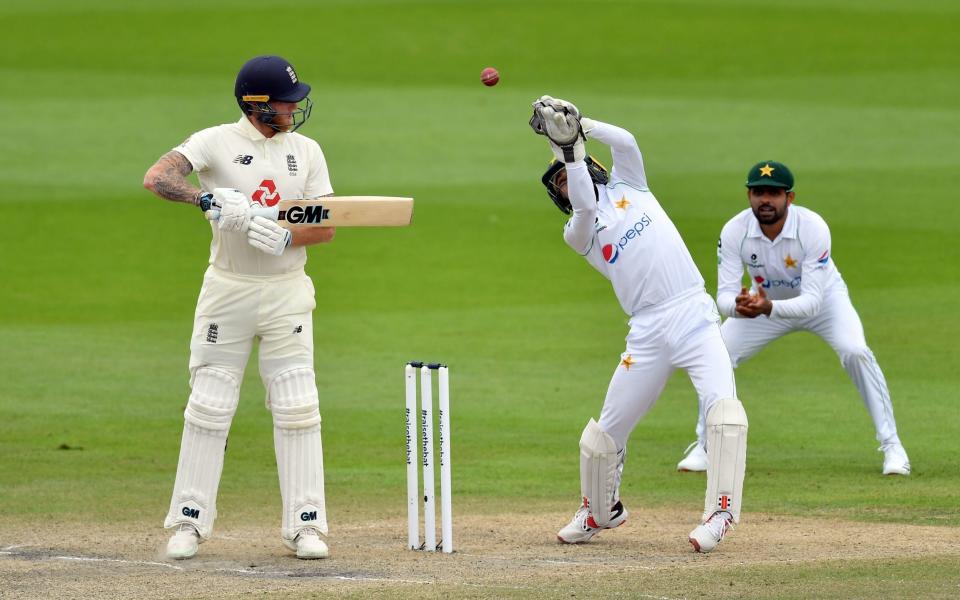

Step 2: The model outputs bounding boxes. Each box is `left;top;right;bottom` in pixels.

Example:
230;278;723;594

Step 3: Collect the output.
481;67;499;87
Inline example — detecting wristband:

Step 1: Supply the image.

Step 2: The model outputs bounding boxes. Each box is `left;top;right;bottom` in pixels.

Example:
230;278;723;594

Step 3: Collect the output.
197;192;214;211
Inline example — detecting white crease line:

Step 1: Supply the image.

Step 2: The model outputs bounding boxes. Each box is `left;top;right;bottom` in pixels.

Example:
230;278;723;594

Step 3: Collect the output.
52;556;184;571
2;545;27;551
0;551;13;555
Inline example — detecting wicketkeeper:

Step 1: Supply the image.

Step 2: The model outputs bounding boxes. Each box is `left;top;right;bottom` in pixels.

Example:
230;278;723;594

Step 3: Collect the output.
143;55;335;559
530;96;749;552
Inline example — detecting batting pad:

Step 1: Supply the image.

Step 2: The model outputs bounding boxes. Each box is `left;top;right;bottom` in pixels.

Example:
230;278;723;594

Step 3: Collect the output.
579;418;619;527
703;398;748;523
269;367;327;539
164;367;240;539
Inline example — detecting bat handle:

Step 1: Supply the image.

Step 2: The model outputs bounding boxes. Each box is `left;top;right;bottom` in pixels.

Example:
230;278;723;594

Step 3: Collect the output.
206;206;277;222
250;205;279;221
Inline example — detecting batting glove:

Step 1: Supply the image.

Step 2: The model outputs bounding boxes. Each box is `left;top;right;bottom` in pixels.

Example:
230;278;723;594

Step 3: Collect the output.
215;188;253;233
247;216;292;256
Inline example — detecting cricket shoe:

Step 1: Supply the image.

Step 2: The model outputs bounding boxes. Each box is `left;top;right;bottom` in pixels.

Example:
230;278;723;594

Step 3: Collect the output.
166;523;200;560
880;442;911;476
676;441;708;472
557;500;628;544
688;510;732;553
283;528;329;559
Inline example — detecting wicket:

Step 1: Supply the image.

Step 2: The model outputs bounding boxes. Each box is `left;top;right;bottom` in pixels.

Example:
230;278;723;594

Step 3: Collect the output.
405;361;453;553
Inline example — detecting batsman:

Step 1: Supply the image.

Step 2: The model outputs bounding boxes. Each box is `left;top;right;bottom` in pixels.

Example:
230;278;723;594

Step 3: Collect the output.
530;97;748;552
143;55;334;559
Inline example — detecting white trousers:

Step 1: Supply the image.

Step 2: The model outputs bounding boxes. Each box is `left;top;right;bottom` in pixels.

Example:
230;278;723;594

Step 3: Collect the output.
599;290;737;451
189;266;316;385
693;289;901;446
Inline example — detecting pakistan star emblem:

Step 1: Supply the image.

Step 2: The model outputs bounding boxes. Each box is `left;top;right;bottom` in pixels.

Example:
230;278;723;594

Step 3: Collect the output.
615;196;631;210
620;355;635;370
784;254;798;268
759;164;775;177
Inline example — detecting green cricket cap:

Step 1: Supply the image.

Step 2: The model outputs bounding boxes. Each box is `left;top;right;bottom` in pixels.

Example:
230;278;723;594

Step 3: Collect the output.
745;160;794;190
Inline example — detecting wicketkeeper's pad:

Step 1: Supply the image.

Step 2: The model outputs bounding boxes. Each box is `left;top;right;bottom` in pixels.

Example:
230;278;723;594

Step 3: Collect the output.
579;418;619;527
703;398;748;523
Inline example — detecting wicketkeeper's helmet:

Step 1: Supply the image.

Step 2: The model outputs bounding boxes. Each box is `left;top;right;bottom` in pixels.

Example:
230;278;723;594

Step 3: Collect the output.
235;55;312;132
541;156;609;214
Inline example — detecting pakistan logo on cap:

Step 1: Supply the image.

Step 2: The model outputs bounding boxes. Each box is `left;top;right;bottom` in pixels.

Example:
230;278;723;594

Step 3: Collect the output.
746;160;794;191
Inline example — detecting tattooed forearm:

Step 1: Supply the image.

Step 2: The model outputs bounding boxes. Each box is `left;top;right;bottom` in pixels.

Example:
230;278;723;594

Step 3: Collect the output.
143;151;201;205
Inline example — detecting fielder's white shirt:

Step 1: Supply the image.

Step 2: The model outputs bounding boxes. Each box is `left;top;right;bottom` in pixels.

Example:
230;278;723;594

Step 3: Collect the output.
175;117;333;276
717;205;845;319
564;122;704;315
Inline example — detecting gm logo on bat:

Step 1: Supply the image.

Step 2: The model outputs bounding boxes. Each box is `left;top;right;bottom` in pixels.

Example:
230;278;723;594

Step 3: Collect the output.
280;205;330;224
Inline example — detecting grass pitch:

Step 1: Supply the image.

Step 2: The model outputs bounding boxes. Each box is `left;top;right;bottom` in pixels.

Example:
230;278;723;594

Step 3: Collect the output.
1;0;959;597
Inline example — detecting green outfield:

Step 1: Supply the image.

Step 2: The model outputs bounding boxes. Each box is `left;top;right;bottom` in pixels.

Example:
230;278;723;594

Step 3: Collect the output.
2;0;959;597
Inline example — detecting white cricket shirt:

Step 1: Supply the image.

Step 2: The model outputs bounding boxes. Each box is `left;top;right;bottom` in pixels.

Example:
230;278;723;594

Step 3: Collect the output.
174;117;333;276
717;205;845;319
564;122;705;315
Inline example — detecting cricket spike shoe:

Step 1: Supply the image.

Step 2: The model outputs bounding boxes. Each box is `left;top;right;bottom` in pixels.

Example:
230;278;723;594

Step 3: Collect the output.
166;523;200;560
283;528;329;559
557;500;628;544
676;441;708;472
688;510;733;553
880;442;911;476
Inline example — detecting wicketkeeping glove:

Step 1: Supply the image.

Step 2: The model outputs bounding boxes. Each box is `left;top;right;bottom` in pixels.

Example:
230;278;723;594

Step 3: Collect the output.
214;188;253;233
247;215;292;256
529;96;585;163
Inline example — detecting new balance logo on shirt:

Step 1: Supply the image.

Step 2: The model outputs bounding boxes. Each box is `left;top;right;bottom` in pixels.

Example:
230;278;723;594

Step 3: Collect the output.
233;155;254;165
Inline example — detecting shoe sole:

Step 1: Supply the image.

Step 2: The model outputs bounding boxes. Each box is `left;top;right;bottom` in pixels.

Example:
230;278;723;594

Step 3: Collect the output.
167;548;198;560
677;467;706;472
688;537;701;552
556;519;627;544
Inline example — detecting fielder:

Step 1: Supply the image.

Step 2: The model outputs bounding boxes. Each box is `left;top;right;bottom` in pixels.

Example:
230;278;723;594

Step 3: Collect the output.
530;97;748;552
676;161;910;476
143;55;334;559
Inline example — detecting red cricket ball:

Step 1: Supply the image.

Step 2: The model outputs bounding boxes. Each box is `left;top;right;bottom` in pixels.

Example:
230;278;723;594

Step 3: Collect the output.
481;67;499;87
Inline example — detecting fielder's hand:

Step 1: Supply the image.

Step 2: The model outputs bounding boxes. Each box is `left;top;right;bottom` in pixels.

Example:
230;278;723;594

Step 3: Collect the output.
735;286;773;318
214;188;254;233
247;215;292;256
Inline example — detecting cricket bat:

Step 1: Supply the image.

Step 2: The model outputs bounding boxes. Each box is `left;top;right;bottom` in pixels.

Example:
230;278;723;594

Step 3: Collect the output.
210;196;414;227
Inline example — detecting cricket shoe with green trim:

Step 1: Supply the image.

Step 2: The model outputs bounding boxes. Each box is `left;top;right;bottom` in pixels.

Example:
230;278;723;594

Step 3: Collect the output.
557;499;628;544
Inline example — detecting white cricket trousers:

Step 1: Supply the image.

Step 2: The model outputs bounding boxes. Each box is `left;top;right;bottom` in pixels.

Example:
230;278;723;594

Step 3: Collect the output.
189;266;316;383
599;289;737;450
693;288;901;446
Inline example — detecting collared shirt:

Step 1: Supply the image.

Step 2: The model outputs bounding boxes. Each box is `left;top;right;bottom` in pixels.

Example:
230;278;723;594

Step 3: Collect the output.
717;205;845;319
175;117;333;276
563;122;704;315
